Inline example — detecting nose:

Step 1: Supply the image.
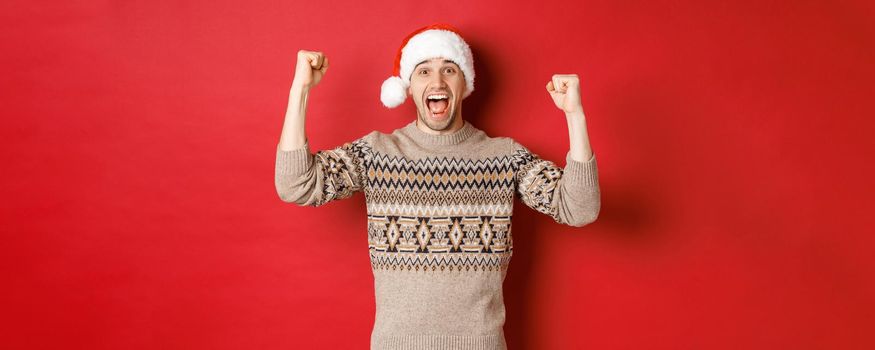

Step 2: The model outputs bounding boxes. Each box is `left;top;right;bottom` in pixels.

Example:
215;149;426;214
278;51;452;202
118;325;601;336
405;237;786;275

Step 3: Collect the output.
429;72;447;87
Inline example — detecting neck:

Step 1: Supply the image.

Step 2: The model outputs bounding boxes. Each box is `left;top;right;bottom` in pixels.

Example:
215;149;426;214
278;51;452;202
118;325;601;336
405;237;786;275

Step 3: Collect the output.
402;118;477;146
415;117;464;135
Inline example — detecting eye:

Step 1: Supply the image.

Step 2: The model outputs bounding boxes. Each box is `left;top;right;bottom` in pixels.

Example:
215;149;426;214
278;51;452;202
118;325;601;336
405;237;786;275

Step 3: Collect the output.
444;67;455;74
419;69;428;75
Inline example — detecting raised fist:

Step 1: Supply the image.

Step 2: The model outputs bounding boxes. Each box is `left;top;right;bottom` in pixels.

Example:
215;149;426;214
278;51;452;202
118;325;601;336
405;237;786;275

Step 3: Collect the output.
546;74;583;114
292;50;329;89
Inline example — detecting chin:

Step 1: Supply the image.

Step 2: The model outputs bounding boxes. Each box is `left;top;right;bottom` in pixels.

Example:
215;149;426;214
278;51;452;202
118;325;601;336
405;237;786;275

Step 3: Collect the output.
420;109;455;131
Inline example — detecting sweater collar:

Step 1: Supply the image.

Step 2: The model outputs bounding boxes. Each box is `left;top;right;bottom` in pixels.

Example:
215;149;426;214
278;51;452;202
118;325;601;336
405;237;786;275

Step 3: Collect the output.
401;119;477;146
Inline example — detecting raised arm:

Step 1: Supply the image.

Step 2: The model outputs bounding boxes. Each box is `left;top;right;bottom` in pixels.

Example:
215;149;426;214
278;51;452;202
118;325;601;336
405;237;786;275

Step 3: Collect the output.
511;141;600;227
277;50;328;152
275;50;370;207
509;73;601;226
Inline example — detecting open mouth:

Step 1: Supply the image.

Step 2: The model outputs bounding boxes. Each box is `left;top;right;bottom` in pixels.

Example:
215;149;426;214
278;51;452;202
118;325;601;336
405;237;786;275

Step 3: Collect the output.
425;93;450;120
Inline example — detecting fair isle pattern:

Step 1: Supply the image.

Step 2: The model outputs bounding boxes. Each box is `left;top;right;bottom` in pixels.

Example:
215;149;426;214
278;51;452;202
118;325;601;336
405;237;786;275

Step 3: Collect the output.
365;153;516;191
367;215;513;272
510;146;565;223
363;151;520;272
370;251;513;273
364;152;516;216
276;122;601;350
299;135;575;272
307;138;373;207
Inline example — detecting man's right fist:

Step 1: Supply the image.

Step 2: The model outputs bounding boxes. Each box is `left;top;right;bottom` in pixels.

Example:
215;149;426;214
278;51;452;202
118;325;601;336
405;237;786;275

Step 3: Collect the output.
292;50;329;89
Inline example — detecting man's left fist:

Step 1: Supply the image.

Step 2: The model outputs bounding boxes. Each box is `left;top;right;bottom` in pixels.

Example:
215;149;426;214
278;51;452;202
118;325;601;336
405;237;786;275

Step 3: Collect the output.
546;74;583;114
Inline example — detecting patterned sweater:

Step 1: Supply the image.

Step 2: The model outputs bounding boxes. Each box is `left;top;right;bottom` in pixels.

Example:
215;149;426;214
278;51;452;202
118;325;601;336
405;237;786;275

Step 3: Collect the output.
275;120;600;350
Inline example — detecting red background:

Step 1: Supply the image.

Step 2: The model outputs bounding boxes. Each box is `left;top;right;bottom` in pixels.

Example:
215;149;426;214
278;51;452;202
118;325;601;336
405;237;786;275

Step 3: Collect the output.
3;1;874;349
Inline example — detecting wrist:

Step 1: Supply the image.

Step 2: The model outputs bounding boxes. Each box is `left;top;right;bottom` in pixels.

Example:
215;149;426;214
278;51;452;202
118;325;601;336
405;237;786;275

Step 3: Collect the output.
290;82;311;94
565;110;585;119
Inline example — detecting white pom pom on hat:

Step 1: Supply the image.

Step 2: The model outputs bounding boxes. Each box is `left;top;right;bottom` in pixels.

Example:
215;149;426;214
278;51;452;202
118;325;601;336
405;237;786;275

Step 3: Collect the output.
380;23;475;108
380;76;409;108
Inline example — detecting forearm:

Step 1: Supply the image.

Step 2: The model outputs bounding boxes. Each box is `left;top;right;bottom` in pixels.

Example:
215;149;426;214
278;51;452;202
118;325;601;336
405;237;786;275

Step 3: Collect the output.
565;111;593;162
277;84;310;151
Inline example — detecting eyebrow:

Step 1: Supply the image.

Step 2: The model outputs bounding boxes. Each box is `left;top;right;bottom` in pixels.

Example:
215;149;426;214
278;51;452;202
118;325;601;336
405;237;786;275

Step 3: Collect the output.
416;59;456;69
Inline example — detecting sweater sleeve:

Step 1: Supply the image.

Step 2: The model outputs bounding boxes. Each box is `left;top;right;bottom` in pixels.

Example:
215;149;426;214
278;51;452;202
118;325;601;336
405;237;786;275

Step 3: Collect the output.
510;140;601;227
275;134;371;207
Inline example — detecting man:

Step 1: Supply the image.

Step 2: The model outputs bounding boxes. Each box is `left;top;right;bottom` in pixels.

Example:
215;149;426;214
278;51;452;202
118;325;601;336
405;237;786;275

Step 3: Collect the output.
275;23;600;350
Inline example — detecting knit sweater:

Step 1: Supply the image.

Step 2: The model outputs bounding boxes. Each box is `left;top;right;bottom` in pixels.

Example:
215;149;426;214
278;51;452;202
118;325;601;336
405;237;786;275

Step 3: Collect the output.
275;120;600;350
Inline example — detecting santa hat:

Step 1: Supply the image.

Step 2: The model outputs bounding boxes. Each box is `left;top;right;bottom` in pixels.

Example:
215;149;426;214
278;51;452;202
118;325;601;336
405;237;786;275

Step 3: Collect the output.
380;23;475;108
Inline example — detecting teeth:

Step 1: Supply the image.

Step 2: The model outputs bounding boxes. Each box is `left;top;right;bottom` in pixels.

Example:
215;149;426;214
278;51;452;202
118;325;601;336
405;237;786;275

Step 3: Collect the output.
427;94;448;100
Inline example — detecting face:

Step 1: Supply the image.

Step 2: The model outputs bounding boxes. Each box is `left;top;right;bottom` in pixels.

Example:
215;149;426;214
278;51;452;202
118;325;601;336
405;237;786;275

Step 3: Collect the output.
408;58;467;132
